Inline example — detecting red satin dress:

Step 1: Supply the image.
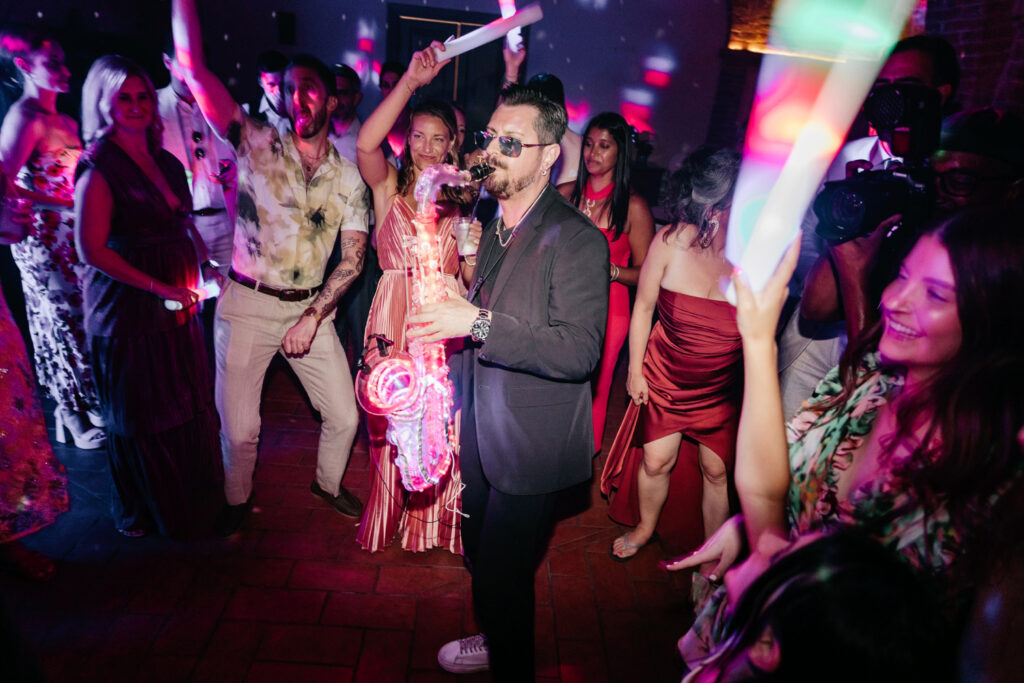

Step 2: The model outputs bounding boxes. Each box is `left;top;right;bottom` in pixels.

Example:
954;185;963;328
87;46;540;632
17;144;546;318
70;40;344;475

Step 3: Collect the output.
592;227;633;449
600;289;742;554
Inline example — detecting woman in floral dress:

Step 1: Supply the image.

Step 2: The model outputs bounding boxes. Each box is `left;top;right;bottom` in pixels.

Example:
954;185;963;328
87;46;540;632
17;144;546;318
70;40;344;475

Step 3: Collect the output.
671;205;1024;668
0;29;103;449
0;170;69;577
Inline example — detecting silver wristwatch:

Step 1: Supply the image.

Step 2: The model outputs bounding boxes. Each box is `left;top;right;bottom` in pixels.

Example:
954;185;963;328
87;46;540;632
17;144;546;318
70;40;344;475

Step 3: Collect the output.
470;308;492;342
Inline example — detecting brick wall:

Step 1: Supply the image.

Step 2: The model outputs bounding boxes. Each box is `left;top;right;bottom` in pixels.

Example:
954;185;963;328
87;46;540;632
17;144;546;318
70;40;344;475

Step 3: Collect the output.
927;0;1023;113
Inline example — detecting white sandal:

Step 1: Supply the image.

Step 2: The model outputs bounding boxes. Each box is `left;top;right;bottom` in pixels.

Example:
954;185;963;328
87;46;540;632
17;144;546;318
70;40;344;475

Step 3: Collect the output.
55;406;106;450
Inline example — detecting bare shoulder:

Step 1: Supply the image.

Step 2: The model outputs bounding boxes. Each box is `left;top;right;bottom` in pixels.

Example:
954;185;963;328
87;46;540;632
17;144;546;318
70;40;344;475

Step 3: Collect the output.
556;181;574;200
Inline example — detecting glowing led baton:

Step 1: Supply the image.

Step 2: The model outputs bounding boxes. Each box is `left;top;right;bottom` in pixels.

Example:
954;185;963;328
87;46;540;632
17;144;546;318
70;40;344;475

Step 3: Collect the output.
163;278;222;311
432;3;542;62
724;0;915;301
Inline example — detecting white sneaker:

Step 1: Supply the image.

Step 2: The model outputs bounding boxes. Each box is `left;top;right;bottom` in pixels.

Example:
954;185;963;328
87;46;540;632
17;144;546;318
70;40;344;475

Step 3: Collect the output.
438;633;490;673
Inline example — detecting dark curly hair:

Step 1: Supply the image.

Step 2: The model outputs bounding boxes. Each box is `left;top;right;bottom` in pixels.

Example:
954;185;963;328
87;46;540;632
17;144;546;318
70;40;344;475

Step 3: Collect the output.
660;145;740;248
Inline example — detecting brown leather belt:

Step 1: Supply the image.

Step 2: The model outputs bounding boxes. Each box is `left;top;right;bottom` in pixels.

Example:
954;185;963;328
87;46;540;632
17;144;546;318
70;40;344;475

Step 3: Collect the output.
228;269;321;302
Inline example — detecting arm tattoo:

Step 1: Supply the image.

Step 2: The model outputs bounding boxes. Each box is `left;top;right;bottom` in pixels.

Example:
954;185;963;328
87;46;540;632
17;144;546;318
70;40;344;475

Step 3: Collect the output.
309;232;367;318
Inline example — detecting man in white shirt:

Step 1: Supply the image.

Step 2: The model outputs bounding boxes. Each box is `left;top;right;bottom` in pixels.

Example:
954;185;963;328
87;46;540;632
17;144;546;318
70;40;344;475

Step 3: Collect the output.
243;50;289;131
159;37;236;271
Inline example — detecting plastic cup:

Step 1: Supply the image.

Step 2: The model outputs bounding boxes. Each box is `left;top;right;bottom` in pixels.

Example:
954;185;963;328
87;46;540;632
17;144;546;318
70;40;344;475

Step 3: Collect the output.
453;217;477;256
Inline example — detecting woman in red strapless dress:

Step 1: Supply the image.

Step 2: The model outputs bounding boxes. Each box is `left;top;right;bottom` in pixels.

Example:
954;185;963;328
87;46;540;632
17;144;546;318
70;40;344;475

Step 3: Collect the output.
557;113;653;452
601;146;742;559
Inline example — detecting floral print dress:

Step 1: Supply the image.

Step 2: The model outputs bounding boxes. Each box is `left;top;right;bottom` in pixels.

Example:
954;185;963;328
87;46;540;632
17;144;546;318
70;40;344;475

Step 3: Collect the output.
11;146;101;414
0;290;69;541
685;353;992;661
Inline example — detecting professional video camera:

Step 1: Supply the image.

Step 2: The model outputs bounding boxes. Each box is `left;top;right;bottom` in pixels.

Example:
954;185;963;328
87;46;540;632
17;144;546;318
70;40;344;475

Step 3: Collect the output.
813;82;941;243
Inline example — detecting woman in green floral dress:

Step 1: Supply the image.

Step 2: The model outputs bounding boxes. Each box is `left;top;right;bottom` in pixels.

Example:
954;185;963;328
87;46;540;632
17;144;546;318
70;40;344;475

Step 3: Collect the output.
671;205;1024;672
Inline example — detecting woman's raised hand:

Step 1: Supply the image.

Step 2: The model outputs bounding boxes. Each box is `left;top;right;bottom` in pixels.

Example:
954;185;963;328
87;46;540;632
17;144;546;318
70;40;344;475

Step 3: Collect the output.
733;234;800;346
406;41;449;90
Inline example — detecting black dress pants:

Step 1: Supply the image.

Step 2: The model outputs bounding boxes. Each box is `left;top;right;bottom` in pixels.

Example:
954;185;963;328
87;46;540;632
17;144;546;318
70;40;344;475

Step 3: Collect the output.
460;408;557;682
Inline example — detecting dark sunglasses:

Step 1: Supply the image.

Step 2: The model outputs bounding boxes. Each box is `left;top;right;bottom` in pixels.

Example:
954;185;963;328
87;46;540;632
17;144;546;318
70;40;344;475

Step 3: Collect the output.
474;130;550;158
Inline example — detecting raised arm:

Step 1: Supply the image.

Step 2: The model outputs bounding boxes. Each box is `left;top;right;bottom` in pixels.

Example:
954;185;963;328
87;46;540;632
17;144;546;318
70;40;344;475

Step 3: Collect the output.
170;0;241;138
502;44;526;85
75;169;198;309
732;237;801;549
625;231;668;405
357;43;448;194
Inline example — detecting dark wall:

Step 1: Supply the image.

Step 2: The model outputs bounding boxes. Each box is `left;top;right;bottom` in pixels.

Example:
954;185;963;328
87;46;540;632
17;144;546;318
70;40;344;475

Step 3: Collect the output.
3;0;729;168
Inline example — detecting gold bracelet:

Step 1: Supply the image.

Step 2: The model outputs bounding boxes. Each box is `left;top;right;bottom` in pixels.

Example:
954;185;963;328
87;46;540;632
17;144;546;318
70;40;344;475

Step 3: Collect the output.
610;264;620;282
464;256;477;266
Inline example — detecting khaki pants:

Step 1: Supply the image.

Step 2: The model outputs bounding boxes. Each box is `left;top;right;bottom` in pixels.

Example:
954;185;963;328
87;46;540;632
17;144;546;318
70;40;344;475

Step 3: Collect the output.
215;280;358;506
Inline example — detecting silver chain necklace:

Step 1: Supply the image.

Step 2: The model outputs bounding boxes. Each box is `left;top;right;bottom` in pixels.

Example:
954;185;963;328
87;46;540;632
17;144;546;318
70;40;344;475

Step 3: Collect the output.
496;187;546;248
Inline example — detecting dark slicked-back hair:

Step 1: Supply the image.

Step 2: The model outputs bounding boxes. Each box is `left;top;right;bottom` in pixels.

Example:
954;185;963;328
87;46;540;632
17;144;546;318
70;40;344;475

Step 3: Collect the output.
257;50;288;75
331;63;361;92
380;60;405;80
286;54;336;97
526;72;566;111
892;34;960;100
498;83;567;146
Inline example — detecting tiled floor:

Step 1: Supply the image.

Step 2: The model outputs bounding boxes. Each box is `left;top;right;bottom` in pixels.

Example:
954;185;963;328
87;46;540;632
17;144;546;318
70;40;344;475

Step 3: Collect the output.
2;357;693;682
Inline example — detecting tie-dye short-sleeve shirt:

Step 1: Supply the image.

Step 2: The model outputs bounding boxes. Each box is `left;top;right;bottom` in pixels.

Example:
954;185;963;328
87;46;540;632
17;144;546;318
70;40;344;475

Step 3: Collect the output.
229;111;368;289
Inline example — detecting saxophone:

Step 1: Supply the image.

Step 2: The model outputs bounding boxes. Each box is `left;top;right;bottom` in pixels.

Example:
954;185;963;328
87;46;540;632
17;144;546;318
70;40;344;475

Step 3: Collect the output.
355;163;490;491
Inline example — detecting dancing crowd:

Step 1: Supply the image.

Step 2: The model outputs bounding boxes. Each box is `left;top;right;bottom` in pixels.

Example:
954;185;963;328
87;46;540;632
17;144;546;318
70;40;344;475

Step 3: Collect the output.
0;4;1022;680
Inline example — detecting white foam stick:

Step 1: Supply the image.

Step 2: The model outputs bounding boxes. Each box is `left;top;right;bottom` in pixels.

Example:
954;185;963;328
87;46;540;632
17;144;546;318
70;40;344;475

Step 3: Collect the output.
498;0;524;53
164;279;222;311
432;3;542;62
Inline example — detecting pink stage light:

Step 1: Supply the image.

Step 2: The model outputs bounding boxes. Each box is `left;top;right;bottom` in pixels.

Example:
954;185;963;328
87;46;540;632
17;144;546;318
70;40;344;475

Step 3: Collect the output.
620;102;653;134
565;98;591;129
358;37;374;53
643;69;671;88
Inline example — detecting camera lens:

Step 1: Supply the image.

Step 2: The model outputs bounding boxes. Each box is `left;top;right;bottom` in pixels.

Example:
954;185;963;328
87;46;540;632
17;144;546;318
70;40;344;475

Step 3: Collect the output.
829;189;867;229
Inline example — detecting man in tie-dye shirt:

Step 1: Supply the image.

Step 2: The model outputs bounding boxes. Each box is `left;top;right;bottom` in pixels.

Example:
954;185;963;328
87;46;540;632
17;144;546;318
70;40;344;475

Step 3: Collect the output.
172;0;369;535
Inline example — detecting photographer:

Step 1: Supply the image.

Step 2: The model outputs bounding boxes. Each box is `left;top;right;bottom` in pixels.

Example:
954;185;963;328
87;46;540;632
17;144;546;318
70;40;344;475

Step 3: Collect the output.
778;36;959;417
802;108;1024;337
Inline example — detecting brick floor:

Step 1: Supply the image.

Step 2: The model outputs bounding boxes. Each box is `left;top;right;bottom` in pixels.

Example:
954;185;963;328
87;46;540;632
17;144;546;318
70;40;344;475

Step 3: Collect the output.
2;356;691;681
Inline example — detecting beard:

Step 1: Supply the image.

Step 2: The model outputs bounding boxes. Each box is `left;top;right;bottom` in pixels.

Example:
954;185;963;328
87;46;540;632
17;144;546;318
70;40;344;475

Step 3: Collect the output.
484;166;536;200
294;105;329;139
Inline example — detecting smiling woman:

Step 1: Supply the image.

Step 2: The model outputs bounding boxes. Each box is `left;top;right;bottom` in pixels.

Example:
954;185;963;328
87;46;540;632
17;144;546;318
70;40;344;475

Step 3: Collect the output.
674;202;1024;666
74;54;222;538
354;41;470;555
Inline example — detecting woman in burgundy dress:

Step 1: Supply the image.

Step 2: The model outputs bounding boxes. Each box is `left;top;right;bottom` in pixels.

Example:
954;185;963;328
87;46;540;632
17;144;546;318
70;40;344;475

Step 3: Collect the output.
557;112;654;453
601;146;742;559
75;55;221;538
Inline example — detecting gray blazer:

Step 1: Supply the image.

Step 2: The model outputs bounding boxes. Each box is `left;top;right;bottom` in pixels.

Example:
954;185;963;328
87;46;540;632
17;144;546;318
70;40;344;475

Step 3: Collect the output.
456;185;610;495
